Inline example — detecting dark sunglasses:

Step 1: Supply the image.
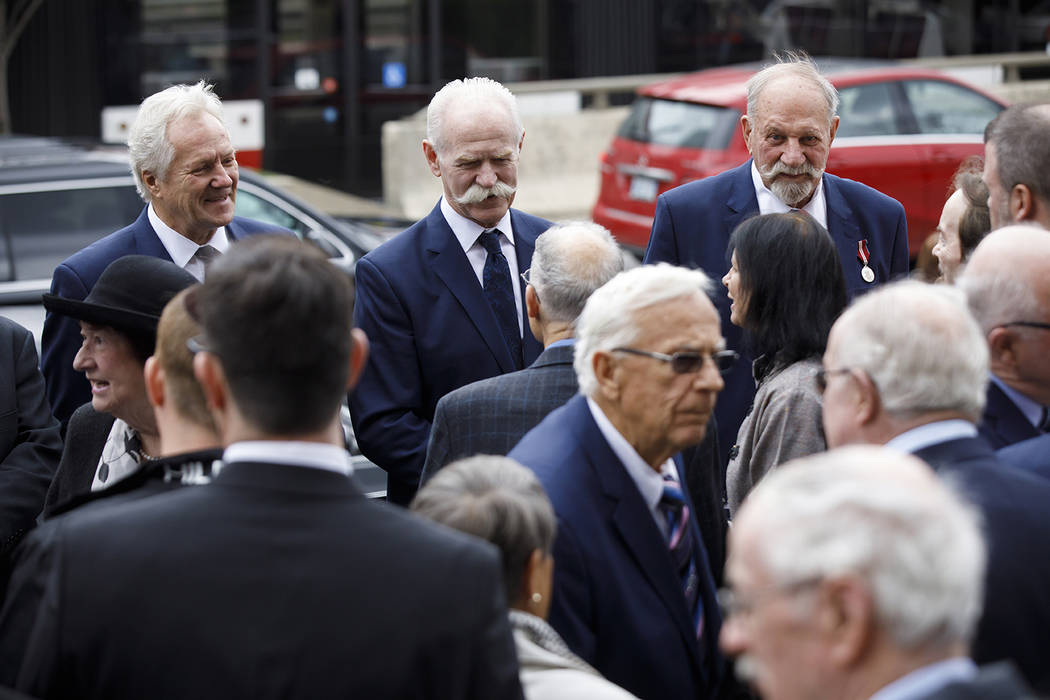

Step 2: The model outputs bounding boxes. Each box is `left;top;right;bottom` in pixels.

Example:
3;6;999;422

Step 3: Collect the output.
612;347;739;375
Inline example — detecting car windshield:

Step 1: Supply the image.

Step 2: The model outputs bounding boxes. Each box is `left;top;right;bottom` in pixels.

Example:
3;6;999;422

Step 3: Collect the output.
618;97;738;150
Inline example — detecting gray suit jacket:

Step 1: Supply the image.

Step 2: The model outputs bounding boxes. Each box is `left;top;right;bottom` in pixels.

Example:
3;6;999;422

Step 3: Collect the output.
421;343;577;484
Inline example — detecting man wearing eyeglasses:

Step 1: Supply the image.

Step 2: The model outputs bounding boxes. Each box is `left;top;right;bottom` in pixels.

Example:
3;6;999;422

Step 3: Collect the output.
819;279;1050;692
509;263;733;700
955;226;1050;450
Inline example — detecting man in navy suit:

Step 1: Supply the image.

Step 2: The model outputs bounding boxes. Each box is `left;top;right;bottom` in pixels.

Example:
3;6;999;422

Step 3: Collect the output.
0;237;523;699
41;82;286;429
958;226;1050;449
820;280;1050;693
644;54;909;459
350;77;550;505
723;446;1035;700
510;264;733;700
421;221;623;481
998;435;1050;480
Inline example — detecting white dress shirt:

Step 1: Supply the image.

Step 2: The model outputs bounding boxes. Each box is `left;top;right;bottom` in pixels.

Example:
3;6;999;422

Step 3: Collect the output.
440;197;523;334
223;441;355;476
884;420;977;455
148;203;230;282
867;657;977;700
750;161;829;230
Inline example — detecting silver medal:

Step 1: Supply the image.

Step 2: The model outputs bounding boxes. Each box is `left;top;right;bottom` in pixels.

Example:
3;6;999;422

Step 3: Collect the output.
861;265;875;283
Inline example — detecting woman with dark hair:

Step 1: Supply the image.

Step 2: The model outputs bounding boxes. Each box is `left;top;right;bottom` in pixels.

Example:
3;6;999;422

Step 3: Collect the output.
933;156;992;283
722;212;847;514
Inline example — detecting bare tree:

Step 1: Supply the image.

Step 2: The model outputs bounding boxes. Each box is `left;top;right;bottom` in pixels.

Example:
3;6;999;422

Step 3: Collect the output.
0;0;45;134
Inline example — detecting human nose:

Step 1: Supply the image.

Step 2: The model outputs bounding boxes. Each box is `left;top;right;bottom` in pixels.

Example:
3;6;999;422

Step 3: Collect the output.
211;162;234;188
719;610;747;657
695;355;725;392
721;270;731;288
780;139;805;167
476;161;498;188
73;343;92;371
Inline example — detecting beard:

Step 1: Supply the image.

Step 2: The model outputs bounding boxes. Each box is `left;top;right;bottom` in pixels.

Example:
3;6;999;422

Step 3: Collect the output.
454;179;517;205
758;160;823;208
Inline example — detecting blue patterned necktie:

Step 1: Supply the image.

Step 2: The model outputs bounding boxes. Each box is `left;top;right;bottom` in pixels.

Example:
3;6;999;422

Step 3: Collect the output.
659;473;704;640
479;229;523;369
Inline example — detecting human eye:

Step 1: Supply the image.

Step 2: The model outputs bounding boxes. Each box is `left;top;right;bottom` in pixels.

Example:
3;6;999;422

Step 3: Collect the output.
767;132;784;144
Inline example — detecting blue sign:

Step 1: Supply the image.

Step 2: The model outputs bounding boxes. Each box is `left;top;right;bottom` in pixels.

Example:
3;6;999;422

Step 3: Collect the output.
383;61;407;89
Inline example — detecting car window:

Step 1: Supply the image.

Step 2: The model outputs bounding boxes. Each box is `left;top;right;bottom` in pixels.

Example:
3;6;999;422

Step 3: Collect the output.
0;184;144;281
836;82;900;137
618;97;737;150
234;189;306;235
901;80;1002;135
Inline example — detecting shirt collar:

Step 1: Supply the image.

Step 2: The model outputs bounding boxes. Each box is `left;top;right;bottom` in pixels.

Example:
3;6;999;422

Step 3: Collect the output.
439;196;515;253
148;202;230;268
990;373;1045;429
546;338;576;349
884;420;978;454
750;160;828;230
585;396;678;513
223;441;354;476
868;657;977;700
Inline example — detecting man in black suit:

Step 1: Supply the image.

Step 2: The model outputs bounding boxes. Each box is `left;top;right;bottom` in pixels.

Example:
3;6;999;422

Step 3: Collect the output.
0;236;523;699
819;279;1050;693
723;446;1036;700
957;226;1050;449
0;318;61;560
421;221;623;481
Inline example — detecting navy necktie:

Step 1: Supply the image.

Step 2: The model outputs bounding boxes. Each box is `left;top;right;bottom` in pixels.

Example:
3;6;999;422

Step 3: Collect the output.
479;229;522;369
658;473;704;640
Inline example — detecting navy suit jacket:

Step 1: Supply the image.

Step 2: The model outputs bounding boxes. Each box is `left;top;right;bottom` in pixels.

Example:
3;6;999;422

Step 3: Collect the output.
998;433;1050;481
0;461;523;699
644;160;909;458
349;203;548;505
978;381;1040;450
421;342;577;483
40;207;287;428
912;436;1050;692
509;395;723;700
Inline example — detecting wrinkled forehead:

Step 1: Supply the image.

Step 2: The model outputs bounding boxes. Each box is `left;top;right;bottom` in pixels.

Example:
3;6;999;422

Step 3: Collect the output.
752;78;834;127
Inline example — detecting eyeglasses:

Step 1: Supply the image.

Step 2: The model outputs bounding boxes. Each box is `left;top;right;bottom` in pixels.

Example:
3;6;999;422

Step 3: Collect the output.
520;268;532;286
717;578;822;620
998;321;1050;332
815;367;853;394
612;347;739;375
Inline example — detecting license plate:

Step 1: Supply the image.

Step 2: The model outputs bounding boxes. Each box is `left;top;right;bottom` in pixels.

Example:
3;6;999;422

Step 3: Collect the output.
628;175;658;202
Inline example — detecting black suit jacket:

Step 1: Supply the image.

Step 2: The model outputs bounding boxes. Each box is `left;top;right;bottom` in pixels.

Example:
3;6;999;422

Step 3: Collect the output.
920;662;1037;700
0;317;62;558
978;382;1040;450
421;343;577;483
912;437;1050;692
41;403;113;518
997;434;1050;481
0;460;523;699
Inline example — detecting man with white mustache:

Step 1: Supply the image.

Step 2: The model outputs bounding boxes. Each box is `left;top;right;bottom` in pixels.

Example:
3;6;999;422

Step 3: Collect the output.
644;52;909;463
350;77;552;505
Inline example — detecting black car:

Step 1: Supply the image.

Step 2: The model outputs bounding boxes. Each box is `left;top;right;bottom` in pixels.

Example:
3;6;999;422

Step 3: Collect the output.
0;135;390;497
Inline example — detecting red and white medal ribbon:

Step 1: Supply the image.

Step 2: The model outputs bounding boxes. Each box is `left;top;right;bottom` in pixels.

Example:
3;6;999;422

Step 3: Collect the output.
857;240;875;283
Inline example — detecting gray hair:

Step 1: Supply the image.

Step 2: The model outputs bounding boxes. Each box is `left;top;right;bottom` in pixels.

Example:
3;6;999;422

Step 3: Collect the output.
746;51;839;127
410;455;556;606
530;221;624;325
128;81;227;202
831;281;987;422
957;225;1048;334
738;446;986;650
574;263;714;396
984;103;1050;207
426;77;523;155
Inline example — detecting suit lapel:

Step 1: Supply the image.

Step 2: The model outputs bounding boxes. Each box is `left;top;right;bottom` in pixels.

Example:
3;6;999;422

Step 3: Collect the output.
424;205;517;372
130;207;175;261
530;343;574;369
724;161;760;239
510;210;544;365
985;383;1040;446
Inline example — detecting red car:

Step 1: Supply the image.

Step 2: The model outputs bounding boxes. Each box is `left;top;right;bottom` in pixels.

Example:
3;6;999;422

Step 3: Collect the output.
592;62;1007;256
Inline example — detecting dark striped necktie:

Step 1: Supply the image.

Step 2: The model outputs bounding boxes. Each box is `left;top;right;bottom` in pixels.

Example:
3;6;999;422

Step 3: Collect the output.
478;229;523;369
658;473;704;640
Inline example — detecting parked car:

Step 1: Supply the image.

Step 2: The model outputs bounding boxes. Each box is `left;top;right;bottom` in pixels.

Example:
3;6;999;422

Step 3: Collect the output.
592;61;1007;256
0;135;391;496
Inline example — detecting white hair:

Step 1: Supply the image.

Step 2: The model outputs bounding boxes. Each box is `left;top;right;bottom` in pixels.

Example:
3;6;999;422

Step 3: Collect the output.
746;51;839;127
425;77;523;154
128;81;227;202
832;281;988;422
957;225;1049;334
574;263;713;396
530;222;624;325
739;446;986;649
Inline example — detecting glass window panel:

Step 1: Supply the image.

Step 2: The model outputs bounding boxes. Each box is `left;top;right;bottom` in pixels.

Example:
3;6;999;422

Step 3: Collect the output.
902;80;1003;135
836;82;900;138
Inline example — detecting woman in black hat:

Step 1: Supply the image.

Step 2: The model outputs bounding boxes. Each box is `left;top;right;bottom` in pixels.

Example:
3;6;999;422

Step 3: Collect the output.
41;255;197;515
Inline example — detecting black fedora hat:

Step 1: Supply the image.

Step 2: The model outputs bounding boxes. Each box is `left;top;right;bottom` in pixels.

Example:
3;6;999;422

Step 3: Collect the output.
43;255;197;334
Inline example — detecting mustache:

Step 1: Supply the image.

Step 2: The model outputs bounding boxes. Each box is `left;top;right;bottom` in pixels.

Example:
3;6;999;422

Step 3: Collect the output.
454;180;517;205
760;160;823;180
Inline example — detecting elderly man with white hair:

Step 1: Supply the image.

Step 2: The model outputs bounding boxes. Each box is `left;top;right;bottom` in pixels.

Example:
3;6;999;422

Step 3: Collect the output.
350;76;552;505
41;81;287;428
721;446;1036;700
509;263;734;700
819;279;1050;692
955;225;1050;450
